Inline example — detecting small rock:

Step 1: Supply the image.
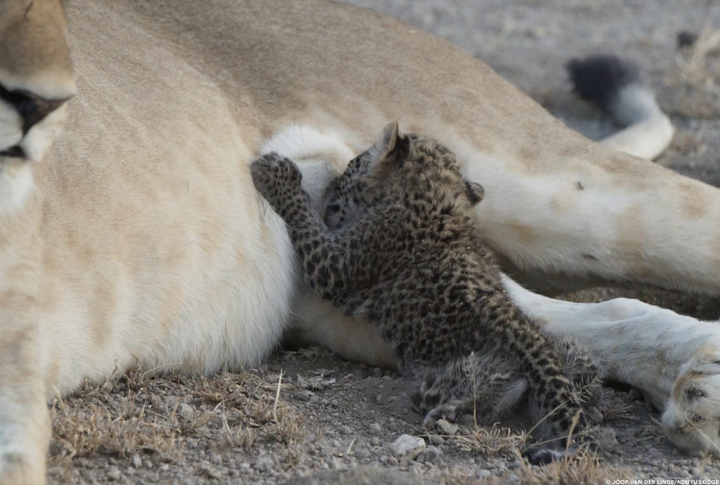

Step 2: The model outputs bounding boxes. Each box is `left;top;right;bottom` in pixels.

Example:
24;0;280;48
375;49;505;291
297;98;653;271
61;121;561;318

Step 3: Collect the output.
132;454;142;469
341;425;353;435
370;437;381;446
476;469;492;479
178;403;194;421
435;419;459;436
428;435;444;446
369;423;382;435
210;453;222;465
388;456;399;466
415;453;426;464
586;406;603;424
424;446;441;462
597;429;620;454
355;448;371;459
296;390;315;401
691;467;703;476
107;467;121;481
379;455;389;464
507;473;521;484
646;447;663;458
144;460;153;469
159;464;169;472
255;455;274;472
628;389;643;401
458;414;476;427
389;434;426;465
508;459;522;470
150;395;163;408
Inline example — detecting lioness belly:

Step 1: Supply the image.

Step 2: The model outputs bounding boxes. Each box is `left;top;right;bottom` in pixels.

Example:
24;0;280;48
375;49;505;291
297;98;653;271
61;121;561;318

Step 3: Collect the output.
36;10;298;395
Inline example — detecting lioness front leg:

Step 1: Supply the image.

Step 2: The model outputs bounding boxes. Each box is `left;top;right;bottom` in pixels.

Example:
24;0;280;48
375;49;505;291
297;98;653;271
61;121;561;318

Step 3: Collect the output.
0;169;52;485
501;274;720;458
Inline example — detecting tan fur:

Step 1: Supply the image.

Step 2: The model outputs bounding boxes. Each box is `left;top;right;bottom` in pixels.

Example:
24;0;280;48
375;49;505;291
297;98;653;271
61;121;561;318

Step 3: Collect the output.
2;1;720;483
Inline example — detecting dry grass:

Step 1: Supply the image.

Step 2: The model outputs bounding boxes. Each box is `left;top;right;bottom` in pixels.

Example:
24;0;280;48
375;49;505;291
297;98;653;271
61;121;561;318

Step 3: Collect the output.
48;366;307;481
194;371;305;446
51;396;182;465
454;424;528;457
516;450;634;485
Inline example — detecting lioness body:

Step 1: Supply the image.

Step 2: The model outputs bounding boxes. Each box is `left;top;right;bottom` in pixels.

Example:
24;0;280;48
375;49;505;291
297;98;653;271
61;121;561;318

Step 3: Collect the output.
2;1;720;483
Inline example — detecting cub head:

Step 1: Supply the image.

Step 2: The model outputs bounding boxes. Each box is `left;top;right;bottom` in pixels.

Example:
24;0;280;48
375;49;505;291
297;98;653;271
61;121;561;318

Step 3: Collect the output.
323;122;484;230
662;346;720;458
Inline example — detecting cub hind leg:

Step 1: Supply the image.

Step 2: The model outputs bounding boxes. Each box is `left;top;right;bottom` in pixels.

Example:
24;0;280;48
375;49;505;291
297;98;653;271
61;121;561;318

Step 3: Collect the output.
413;353;528;428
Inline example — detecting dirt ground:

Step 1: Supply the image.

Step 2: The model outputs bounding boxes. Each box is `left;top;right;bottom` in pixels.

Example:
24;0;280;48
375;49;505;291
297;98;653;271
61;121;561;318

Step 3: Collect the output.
47;1;720;484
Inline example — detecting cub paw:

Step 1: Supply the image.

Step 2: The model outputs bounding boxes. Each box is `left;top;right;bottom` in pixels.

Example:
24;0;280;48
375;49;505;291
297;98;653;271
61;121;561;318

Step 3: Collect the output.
521;446;567;465
250;152;303;210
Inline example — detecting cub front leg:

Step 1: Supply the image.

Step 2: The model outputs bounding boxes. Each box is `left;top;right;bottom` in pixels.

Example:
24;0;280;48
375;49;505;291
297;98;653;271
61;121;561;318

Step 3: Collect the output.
251;153;368;308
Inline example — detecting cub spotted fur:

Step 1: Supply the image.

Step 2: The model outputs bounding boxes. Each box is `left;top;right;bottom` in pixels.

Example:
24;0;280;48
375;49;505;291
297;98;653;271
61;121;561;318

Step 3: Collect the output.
251;122;599;459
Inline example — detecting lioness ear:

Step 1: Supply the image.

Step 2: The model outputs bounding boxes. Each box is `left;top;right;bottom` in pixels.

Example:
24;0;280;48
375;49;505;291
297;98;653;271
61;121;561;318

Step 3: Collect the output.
465;181;485;206
371;121;410;167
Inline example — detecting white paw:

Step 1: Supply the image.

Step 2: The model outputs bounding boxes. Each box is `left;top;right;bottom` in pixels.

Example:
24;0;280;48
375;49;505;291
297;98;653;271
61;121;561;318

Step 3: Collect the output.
661;343;720;458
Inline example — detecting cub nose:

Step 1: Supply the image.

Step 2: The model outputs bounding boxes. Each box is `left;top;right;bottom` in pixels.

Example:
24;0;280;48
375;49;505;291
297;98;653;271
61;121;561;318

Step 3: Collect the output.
0;83;71;135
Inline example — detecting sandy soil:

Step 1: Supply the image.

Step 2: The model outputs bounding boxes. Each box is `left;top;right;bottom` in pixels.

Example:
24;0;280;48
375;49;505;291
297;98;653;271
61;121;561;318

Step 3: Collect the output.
46;1;720;484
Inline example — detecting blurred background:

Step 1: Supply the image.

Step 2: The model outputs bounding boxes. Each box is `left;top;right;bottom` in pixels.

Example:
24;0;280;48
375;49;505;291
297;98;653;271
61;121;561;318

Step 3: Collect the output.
341;0;720;186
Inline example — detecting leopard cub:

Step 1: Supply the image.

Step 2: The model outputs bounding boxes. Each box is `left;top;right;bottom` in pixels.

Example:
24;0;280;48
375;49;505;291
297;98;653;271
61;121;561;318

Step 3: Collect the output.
251;122;599;462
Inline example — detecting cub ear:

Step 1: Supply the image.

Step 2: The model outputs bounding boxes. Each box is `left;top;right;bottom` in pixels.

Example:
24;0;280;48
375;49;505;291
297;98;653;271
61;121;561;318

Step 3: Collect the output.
465;181;485;206
372;121;410;167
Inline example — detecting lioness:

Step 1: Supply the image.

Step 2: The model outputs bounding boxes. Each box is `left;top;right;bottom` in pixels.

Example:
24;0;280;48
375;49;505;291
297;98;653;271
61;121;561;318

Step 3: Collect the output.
1;1;719;484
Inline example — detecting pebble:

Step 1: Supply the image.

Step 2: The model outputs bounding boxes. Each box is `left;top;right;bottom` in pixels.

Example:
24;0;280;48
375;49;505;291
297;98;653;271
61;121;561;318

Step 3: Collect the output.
355;448;371;459
409;462;424;475
296;390;315;401
132;454;142;468
341;425;353;435
178;403;194;421
476;469;492;479
646;447;664;458
586;406;603;424
159;464;169;472
107;467;121;481
369;423;382;434
424;446;441;462
389;434;426;465
210;453;222;465
370;437;381;446
255;455;274;472
435;419;459;436
597;428;620;454
428;435;444;445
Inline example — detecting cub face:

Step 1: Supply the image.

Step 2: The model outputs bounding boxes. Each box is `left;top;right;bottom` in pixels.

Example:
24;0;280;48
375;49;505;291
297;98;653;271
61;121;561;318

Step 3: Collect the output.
322;122;484;230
